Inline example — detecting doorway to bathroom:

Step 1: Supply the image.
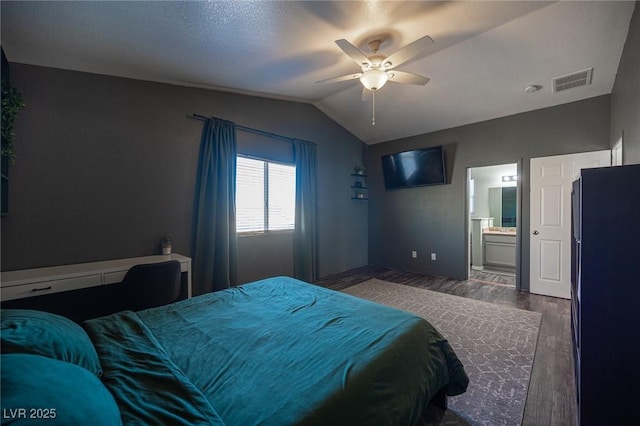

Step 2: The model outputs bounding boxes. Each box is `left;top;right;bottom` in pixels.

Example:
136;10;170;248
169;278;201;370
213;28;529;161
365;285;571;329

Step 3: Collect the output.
467;163;519;287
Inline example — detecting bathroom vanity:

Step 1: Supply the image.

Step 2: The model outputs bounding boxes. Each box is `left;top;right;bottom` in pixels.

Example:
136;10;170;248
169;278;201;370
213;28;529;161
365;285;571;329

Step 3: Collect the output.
482;229;516;273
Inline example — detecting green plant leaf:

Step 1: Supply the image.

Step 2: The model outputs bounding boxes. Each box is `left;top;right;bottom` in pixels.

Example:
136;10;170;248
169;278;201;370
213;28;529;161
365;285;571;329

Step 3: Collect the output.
1;84;26;162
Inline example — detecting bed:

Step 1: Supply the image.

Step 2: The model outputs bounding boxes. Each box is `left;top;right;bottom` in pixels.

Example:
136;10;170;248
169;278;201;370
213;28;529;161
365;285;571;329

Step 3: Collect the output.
1;276;468;425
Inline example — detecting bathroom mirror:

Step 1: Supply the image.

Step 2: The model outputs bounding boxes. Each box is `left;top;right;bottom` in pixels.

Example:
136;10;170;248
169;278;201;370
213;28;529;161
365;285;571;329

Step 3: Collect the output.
489;187;516;227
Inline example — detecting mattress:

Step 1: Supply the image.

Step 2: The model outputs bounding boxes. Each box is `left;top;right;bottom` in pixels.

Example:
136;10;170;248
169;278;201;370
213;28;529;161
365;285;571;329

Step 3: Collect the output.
84;276;468;425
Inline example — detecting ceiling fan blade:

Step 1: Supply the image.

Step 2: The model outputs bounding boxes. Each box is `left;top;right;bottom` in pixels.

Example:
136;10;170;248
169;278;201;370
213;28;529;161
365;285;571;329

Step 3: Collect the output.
335;39;371;67
388;70;430;85
384;35;434;69
316;72;362;84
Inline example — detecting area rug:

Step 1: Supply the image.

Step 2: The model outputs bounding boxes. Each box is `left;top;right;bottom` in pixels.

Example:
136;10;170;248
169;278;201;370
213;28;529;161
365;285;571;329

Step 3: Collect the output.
342;278;542;426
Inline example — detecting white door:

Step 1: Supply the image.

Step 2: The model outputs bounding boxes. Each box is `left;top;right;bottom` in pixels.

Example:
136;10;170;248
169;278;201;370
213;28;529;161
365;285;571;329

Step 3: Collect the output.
529;151;610;298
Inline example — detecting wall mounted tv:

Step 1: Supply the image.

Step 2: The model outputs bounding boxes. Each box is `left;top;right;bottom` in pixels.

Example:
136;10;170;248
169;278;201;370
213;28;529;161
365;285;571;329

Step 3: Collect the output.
381;146;447;189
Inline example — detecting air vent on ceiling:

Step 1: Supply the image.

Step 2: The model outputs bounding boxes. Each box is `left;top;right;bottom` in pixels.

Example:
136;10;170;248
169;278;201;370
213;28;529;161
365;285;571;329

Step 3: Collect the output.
552;68;593;93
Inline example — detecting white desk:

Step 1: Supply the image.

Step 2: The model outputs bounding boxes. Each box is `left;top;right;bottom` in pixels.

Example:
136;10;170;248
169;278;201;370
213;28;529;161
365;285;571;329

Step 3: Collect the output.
1;254;192;302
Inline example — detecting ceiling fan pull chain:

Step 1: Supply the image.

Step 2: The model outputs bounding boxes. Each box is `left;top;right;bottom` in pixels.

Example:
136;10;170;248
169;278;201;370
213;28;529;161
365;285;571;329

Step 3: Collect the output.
372;90;376;126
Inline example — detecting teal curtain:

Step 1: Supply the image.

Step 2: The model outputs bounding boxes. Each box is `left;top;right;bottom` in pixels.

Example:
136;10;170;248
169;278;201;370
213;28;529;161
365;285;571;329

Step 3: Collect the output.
293;140;318;282
192;118;237;294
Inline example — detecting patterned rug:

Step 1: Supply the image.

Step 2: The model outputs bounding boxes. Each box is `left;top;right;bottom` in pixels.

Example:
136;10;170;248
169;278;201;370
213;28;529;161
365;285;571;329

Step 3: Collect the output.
342;279;542;426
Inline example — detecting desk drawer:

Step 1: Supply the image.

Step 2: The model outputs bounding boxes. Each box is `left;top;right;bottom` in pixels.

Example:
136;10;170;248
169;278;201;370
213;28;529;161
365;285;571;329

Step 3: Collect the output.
1;274;102;301
103;270;128;284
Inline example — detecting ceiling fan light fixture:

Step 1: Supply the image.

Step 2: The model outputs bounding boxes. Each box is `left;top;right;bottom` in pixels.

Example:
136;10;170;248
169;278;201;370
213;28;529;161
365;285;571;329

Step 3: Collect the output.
360;69;389;91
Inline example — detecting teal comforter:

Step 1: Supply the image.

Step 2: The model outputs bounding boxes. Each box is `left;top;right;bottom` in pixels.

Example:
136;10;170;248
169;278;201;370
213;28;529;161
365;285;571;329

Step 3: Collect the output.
85;277;468;425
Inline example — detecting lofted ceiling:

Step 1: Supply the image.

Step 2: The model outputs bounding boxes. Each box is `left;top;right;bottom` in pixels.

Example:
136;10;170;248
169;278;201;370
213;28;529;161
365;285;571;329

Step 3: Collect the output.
0;1;635;144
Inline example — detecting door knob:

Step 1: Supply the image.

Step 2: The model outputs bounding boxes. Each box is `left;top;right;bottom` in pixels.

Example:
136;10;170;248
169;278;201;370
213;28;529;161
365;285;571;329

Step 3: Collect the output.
532;230;540;235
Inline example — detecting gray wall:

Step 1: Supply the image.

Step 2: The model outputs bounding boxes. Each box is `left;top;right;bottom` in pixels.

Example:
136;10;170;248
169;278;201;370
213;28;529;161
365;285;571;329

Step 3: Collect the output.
368;95;611;290
611;1;639;163
0;64;368;283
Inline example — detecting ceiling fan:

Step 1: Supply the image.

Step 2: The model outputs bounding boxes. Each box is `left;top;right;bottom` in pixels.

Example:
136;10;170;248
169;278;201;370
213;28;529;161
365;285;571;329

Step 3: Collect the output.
317;35;434;125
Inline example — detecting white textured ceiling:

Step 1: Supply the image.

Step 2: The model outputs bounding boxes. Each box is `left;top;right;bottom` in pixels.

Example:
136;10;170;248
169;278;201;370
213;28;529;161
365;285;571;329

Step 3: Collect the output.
1;1;635;144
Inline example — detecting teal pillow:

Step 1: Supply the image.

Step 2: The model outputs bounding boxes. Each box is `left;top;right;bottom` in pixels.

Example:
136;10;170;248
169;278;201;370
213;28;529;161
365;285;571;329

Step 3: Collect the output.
0;354;121;425
1;309;102;376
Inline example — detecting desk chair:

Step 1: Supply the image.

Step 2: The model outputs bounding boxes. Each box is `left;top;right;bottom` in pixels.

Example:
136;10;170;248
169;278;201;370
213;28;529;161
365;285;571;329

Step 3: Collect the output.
119;260;181;312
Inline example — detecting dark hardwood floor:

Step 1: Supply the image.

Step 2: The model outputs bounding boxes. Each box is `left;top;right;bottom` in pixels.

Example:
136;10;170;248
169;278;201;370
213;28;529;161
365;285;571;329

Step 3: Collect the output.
316;266;576;426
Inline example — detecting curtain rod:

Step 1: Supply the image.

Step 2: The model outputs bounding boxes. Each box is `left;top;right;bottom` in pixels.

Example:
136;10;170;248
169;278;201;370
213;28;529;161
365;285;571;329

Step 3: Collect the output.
189;113;316;146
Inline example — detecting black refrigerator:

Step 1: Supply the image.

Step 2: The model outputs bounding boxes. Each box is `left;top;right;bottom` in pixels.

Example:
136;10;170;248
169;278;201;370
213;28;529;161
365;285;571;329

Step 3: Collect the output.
571;164;640;425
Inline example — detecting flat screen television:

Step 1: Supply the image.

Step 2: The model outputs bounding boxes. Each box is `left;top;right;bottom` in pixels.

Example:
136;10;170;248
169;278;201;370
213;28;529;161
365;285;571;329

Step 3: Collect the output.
381;146;447;189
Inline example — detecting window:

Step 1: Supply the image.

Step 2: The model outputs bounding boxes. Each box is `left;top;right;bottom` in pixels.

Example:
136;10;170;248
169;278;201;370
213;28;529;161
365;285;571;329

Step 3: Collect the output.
236;156;296;233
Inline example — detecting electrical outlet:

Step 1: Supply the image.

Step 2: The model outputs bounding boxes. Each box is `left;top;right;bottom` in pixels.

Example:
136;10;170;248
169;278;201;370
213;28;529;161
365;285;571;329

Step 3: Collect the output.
431;252;437;261
411;251;417;258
